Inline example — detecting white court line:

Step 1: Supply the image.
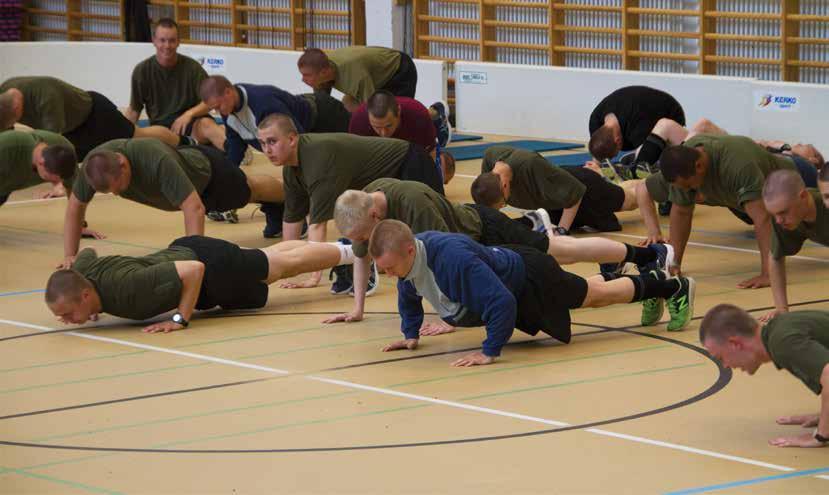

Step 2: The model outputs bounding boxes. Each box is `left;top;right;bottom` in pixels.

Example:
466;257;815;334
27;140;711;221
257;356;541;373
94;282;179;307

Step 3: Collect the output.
455;173;476;179
605;232;829;264
0;318;805;475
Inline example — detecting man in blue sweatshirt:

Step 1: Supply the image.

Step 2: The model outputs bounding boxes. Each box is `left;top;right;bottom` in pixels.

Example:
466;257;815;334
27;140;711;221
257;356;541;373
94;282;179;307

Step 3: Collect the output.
369;220;695;366
199;75;351;167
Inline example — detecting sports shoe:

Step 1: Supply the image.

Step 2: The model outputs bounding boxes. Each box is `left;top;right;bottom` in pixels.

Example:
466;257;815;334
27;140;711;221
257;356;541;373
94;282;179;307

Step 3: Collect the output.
641;296;665;326
431;101;453;148
222;209;239;223
206;210;225;222
666;276;695;331
522;209;550;233
599;261;635;277
329;264;353;295
260;203;284;239
639;242;674;277
241;147;254;166
349;260;380;297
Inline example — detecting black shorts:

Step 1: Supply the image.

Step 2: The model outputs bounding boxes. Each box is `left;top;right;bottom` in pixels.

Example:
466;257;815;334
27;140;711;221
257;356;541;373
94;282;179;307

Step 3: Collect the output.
506;244;588;344
183;145;252;212
547;166;626;232
381;51;417;98
468;203;549;253
308;93;351;133
63;91;136;160
170;235;270;311
396;143;444;195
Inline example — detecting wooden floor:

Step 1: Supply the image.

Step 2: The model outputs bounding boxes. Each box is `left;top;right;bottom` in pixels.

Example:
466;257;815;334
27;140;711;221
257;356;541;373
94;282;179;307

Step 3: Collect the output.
2;135;829;494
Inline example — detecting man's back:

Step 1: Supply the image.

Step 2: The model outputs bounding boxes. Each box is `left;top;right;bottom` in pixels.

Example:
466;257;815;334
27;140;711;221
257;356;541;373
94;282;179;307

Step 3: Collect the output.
349;97;436;150
1;76;92;133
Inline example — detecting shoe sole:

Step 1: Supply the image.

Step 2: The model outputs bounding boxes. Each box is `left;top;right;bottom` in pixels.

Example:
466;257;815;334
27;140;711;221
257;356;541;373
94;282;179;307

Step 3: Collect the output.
659;243;675;278
668;277;696;331
641;298;664;326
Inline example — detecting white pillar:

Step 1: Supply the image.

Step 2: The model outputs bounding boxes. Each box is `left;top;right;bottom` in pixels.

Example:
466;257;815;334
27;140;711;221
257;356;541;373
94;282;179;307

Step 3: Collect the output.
365;0;406;50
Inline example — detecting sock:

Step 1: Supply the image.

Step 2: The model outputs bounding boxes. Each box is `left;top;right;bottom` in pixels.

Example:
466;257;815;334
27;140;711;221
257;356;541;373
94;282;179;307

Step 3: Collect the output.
328;242;356;265
599;271;620;281
625;275;680;302
623;244;657;266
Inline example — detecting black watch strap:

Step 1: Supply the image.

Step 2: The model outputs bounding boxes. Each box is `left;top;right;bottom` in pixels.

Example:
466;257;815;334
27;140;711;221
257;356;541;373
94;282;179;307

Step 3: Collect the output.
172;312;189;328
553;226;570;236
814;429;829;443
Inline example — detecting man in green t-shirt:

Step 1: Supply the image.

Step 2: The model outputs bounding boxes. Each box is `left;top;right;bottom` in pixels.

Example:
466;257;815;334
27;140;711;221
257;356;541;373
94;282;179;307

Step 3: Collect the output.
700;304;829;448
0;76;179;158
297;46;417;112
59;138;285;267
474;145;642;234
328;178;674;327
45;235;356;333
125;18;225;149
256;113;443;288
761;170;829;322
637;134;804;290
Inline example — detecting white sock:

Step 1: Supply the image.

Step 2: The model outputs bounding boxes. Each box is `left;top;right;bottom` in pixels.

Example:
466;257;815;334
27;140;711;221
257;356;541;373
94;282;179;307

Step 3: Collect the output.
328;242;356;265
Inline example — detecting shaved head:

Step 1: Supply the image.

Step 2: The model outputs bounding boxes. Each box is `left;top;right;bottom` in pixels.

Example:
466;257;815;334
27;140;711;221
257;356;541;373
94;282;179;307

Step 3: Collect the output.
763;169;805;203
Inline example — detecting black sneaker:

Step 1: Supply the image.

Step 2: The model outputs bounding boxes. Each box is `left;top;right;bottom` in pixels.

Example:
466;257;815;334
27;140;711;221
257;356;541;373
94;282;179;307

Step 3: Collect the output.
206;210;225;222
349;260;380;297
658;201;672;217
260;203;284;239
221;210;239;223
329;264;353;295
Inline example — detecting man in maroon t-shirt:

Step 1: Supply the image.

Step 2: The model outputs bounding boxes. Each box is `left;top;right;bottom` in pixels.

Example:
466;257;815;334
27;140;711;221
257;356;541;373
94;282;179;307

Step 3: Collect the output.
349;91;438;153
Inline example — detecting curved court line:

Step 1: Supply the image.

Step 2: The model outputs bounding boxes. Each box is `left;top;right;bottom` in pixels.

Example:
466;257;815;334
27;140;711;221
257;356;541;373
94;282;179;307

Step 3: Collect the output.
0;320;730;455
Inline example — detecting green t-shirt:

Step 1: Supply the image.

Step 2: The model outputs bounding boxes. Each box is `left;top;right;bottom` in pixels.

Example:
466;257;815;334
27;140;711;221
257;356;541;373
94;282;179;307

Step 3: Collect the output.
352;178;483;258
0;76;92;133
74;138;212;211
129;55;207;127
481;146;586;210
283;133;409;224
646;135;797;210
0;129;74;196
329;46;401;103
763;310;829;395
771;189;829;259
72;246;197;320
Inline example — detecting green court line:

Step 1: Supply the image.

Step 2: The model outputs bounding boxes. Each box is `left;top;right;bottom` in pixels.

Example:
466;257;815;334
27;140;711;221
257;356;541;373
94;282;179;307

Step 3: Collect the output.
0;223;162;252
0;349;149;375
0;465;123;495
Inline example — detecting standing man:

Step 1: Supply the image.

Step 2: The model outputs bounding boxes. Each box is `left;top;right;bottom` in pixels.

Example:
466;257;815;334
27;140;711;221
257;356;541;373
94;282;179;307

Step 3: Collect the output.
256;113;444;289
635;135;813;289
125;18;225;149
297;46;417;112
0;76;179;158
59;138;285;267
371;220;695;366
476;145;641;234
199;75;352;167
700;304;829;448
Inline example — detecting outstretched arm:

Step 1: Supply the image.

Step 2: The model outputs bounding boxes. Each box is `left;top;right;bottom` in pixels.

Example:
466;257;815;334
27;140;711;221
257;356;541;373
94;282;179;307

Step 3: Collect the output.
61;194;88;268
770;364;829;448
739;199;772;289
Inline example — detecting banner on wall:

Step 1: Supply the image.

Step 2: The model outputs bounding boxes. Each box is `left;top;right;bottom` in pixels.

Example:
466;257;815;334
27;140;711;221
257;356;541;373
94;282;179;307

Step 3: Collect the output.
195;54;227;74
754;90;800;112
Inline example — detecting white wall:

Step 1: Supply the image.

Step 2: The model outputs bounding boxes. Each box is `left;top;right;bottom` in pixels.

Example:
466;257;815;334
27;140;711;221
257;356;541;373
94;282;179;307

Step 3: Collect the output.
0;42;446;112
750;81;829;151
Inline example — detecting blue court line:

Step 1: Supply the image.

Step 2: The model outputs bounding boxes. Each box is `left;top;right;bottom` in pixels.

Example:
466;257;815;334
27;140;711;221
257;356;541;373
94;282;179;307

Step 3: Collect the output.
0;289;45;298
664;466;829;495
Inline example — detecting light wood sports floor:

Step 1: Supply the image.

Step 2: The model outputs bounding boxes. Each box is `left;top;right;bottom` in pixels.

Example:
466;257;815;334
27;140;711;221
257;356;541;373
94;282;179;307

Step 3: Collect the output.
1;135;828;494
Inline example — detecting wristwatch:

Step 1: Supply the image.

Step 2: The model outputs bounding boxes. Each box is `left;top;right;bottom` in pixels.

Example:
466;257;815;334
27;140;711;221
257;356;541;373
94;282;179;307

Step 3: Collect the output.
553;226;570;236
813;428;829;444
171;312;189;328
766;143;791;153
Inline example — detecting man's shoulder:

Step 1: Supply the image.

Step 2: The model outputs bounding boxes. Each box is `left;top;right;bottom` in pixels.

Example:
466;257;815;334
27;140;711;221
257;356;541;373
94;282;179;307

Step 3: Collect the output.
132;55;157;75
71;247;100;274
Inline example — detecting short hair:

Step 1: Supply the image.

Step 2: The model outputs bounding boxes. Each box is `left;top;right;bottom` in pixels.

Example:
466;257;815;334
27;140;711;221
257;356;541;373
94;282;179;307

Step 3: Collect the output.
334;189;374;236
798;144;825;168
45;268;92;304
83;150;122;192
369;219;414;259
199;75;233;102
470;172;504;207
154;17;178;35
440;151;456;183
821;165;829;183
0;91;16;130
699;303;758;344
762;169;805;203
297;48;330;71
588;125;618;161
43;144;78;180
258;113;298;136
660;145;701;182
366;90;400;118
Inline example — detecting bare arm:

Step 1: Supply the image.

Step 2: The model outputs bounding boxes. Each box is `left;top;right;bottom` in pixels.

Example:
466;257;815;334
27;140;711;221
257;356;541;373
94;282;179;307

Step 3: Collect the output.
179;190;206;236
62;194;88;268
143;260;205;333
324;255;369;323
762;254;789;321
280;221;326;289
171;102;212;136
650;118;689;145
770;364;829;448
739;199;772;289
636;181;666;245
668;203;694;274
557;198;582;232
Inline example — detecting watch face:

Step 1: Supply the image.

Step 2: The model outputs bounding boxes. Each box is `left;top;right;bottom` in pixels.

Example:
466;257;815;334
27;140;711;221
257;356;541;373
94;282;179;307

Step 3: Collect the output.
173;314;183;323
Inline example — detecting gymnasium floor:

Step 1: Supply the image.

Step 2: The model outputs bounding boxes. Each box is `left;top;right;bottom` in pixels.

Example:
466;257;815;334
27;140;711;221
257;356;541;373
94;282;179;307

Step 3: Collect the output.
1;136;829;494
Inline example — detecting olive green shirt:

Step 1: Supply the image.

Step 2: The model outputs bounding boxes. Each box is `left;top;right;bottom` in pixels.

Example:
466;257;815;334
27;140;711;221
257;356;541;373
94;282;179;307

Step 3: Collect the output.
481;146;586;210
329;46;401;103
0;130;74;196
129;55;207;127
0;76;92;133
283;134;410;224
72;246;197;320
645;134;796;210
352;178;483;258
763;311;829;395
771;189;829;259
74;138;212;211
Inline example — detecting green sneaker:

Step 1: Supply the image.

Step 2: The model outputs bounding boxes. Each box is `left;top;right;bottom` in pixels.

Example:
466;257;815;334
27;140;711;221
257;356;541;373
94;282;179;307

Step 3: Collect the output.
666;277;695;331
641;297;664;326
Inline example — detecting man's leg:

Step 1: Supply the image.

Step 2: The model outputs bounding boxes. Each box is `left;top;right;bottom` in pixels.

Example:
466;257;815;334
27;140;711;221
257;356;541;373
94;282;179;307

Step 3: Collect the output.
191;117;226;150
689;118;727;136
134;125;180;147
246;174;284;203
261;240;354;283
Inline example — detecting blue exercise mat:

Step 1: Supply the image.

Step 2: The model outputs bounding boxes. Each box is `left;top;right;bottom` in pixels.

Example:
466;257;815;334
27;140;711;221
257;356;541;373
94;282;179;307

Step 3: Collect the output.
448;140;583;161
451;133;483;142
